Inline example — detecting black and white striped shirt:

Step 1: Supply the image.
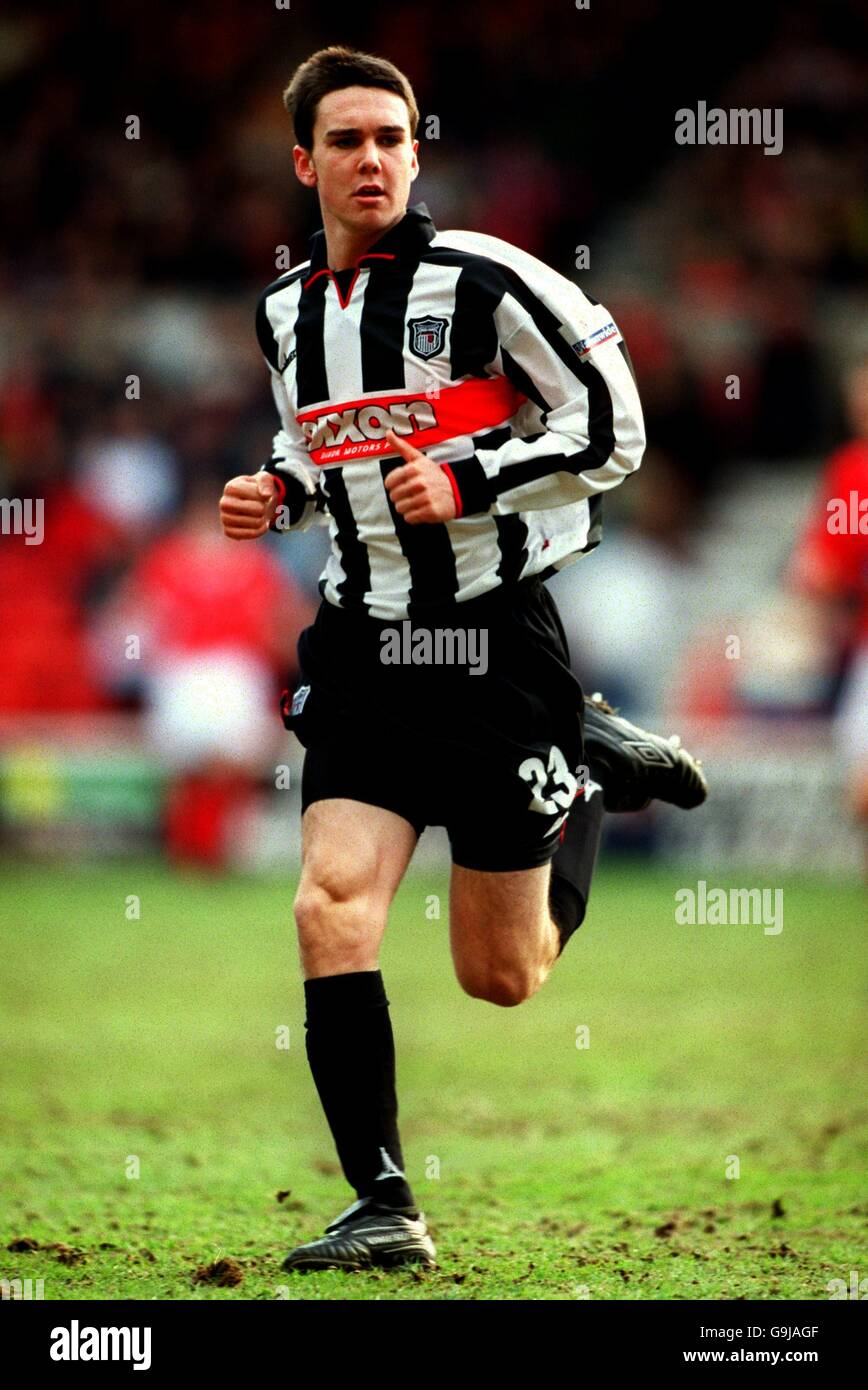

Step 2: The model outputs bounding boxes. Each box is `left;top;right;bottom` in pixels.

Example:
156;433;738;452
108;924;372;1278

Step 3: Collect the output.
256;202;645;620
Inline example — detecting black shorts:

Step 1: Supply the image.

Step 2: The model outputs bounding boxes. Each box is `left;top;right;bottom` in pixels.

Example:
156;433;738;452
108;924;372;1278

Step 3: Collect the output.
279;576;586;872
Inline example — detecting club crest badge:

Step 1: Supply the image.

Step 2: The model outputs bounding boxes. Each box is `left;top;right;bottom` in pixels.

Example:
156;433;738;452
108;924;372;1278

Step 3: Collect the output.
408;316;447;360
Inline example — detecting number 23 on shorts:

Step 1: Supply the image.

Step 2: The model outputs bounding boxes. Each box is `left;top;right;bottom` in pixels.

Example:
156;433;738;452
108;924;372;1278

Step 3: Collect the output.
517;744;578;832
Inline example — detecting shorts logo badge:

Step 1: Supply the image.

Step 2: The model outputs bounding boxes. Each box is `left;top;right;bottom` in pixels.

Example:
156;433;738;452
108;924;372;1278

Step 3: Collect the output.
290;684;311;717
408;316;447;360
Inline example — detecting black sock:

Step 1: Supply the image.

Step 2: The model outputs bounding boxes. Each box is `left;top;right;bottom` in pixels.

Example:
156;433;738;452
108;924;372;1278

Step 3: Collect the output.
303;970;417;1214
549;786;605;954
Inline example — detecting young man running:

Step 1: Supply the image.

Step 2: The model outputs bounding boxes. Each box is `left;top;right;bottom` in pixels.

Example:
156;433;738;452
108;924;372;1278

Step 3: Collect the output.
219;46;708;1272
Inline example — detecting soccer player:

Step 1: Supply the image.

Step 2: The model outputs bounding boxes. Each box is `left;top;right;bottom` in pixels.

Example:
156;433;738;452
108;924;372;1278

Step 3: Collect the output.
219;46;708;1272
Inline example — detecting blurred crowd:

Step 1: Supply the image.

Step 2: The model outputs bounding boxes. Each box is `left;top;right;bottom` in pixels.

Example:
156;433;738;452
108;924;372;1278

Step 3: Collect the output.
1;0;866;860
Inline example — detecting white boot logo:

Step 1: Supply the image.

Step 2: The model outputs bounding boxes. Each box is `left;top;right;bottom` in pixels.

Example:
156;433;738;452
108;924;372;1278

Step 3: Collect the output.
374;1147;406;1181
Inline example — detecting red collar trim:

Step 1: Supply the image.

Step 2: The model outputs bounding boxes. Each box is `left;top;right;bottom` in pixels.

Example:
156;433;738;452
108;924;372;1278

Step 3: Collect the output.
302;253;397;308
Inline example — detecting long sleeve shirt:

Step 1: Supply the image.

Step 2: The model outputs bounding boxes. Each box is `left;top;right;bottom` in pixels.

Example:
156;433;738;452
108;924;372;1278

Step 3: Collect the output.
255;201;645;620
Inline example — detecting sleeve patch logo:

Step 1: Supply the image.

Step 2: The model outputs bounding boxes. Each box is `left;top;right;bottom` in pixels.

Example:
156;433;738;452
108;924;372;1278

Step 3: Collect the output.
571;320;621;357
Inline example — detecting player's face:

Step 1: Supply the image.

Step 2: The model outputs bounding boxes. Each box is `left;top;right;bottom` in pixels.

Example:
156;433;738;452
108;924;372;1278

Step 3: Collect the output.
295;86;419;236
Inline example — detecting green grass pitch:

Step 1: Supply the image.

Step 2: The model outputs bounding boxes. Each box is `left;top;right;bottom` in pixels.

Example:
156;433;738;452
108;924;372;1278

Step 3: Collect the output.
1;861;865;1300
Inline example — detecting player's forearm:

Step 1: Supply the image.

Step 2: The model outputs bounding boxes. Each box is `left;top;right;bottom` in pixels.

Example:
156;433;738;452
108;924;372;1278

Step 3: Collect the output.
459;277;646;515
444;421;645;517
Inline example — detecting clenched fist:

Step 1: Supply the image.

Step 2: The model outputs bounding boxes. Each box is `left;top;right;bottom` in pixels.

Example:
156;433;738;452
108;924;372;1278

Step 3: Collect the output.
219;472;280;540
383;429;457;524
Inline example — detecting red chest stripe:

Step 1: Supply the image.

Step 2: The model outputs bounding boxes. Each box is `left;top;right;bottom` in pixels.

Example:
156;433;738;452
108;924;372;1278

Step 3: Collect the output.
297;376;526;467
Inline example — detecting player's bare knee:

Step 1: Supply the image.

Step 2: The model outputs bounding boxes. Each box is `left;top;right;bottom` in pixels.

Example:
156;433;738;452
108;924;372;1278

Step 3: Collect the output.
457;965;538;1008
294;878;381;953
294;879;373;931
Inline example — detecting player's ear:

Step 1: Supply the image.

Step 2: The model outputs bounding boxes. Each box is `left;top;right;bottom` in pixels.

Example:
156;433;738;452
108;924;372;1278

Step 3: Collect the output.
409;139;420;181
293;144;318;189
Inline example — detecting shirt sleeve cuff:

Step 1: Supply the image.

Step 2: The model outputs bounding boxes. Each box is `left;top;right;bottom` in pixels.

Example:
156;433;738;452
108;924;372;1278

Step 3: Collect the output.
261;465;312;529
440;456;494;518
267;470;287;504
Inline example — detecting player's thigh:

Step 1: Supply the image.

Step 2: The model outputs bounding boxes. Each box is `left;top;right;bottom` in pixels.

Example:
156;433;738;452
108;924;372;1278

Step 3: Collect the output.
448;860;555;1001
294;798;418;974
298;796;418;904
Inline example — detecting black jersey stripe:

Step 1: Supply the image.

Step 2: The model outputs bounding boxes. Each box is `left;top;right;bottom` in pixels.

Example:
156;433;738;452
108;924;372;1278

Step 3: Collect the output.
294;275;330;409
255;266;308;370
466;423;530;587
493;514;530;585
379;457;460;615
470;423;513;452
360;259;415;392
319;469;371;612
585;493;604;549
500;343;550;414
450;260;502;379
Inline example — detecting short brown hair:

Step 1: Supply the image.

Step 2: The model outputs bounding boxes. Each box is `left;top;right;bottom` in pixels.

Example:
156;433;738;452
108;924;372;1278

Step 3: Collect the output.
283;45;419;151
